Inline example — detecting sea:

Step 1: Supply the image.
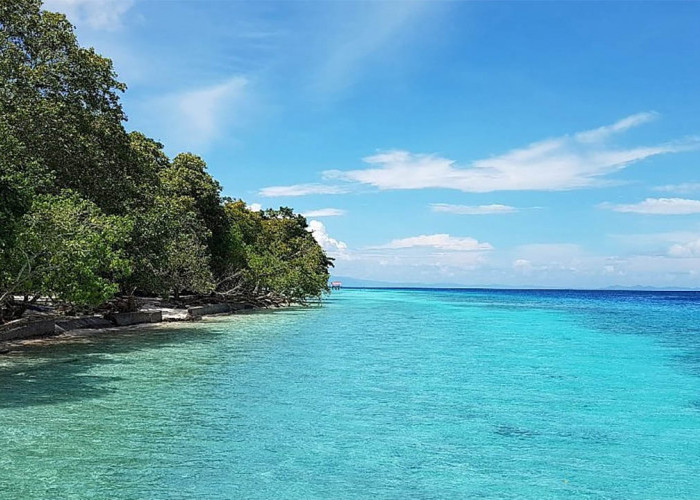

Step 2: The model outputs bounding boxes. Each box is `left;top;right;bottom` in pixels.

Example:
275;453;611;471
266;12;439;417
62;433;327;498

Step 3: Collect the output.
1;288;699;499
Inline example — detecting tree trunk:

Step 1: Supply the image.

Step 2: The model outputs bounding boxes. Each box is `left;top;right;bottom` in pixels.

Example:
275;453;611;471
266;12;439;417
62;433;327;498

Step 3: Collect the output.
0;298;28;323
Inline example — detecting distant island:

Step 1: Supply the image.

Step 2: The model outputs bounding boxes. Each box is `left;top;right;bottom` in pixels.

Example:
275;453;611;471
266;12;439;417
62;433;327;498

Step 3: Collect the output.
332;277;699;291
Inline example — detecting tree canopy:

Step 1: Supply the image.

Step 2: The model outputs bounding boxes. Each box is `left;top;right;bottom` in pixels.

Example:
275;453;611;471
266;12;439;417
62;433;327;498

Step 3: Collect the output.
0;0;332;321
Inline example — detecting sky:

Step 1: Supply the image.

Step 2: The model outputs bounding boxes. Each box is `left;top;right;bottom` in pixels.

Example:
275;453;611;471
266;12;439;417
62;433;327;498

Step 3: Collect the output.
43;0;700;288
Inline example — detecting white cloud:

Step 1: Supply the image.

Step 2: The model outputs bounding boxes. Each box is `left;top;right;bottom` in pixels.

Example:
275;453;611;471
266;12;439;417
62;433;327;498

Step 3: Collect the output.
512;259;534;273
330;238;700;288
376;234;493;252
323;114;696;193
307;220;347;252
600;198;700;215
248;203;262;212
514;243;584;258
615;254;700;280
603;265;618;275
609;230;700;259
574;112;658;143
302;208;347;217
431;203;517;215
668;239;700;258
138;77;249;152
654;182;700;194
174;77;248;147
259;183;348;197
505;244;589;276
43;0;134;30
511;257;575;276
609;230;700;245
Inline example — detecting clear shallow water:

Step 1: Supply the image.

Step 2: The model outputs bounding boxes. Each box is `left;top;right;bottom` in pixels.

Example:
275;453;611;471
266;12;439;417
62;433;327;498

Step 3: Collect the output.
1;288;699;499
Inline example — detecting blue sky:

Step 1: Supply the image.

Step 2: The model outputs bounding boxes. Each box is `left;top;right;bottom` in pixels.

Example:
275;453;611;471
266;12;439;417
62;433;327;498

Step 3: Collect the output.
45;0;700;288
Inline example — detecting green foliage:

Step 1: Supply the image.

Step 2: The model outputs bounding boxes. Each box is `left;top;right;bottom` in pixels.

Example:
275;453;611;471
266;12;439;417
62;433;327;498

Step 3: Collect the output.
223;203;333;302
0;0;135;213
159;232;214;300
125;196;214;298
2;193;131;306
0;119;41;253
161;153;241;277
126;132;171;206
0;0;332;319
222;199;262;267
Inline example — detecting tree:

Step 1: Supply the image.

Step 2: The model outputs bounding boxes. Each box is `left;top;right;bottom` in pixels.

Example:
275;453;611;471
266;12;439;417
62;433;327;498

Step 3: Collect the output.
0;0;136;213
159;232;214;300
0;118;45;254
161;153;241;278
218;204;333;304
0;193;131;321
123;196;214;299
126;132;170;207
0;1;334;320
254;208;332;301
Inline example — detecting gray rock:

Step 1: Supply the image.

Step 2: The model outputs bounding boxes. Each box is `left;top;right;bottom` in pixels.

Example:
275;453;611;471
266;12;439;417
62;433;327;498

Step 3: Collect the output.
106;311;163;326
54;316;113;333
0;318;57;341
187;303;233;319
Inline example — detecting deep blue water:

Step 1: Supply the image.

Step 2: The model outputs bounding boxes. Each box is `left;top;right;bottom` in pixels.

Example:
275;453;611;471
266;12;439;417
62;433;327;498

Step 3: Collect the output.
1;288;699;498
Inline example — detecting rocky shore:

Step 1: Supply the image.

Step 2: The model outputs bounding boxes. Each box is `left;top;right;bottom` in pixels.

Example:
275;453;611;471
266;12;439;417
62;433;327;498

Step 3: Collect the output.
0;298;259;352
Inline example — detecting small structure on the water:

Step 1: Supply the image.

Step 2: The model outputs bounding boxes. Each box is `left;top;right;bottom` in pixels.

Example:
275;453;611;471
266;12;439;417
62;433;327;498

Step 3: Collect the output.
330;281;342;290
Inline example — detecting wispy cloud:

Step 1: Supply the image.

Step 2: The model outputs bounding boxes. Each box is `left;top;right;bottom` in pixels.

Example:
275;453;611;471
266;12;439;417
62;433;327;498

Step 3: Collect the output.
376;234;493;252
313;2;429;94
43;0;134;30
302;208;346;217
431;203;517;215
142;76;249;151
574;112;658;143
174;77;248;147
600;198;700;215
654;182;700;194
323;114;696;193
259;183;348;197
307;220;347;251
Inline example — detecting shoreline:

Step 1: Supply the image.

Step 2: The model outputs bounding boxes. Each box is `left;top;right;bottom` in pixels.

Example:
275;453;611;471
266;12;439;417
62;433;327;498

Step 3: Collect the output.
0;303;286;354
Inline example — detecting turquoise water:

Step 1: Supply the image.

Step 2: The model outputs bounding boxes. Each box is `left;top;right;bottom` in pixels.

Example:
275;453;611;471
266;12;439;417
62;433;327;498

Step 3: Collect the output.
1;288;699;498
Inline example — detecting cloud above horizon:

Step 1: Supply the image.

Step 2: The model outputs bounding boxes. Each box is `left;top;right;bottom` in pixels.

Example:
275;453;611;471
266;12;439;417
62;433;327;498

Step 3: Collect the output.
431;203;517;215
668;239;700;258
43;0;134;30
260;183;348;197
654;182;700;194
375;234;493;252
600;198;700;215
313;1;430;95
574;111;658;143
140;76;250;151
302;208;347;217
307;220;347;252
322;113;695;193
330;236;700;288
43;1;700;290
261;113;696;197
